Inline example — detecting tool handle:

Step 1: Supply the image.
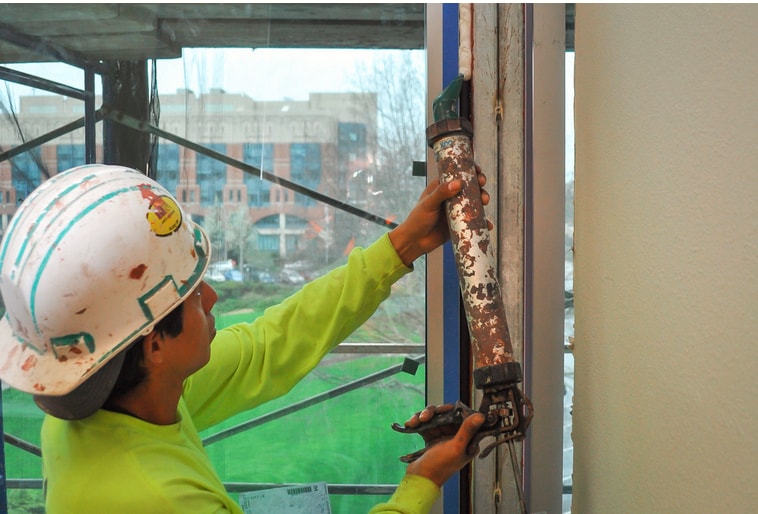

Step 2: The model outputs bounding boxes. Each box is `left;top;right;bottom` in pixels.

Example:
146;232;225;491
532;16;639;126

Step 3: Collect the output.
391;401;480;463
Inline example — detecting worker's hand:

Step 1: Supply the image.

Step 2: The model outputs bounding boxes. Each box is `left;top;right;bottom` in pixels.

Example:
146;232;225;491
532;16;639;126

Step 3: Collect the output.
389;167;489;267
403;404;486;488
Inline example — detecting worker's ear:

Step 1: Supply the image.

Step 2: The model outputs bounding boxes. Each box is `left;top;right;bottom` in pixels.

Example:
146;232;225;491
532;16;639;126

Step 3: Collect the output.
141;330;166;366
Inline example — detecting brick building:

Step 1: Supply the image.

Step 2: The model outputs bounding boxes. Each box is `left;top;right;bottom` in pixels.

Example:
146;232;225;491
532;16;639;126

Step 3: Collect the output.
0;89;377;267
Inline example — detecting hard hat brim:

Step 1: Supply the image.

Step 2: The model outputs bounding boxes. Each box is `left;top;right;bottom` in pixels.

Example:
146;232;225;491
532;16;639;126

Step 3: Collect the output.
33;350;126;420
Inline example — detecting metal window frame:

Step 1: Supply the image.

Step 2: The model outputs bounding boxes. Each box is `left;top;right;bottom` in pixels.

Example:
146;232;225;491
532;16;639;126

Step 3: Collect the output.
426;4;566;514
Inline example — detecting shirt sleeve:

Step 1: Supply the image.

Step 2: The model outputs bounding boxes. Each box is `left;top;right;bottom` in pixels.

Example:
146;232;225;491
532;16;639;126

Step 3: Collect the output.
183;233;411;429
368;474;441;514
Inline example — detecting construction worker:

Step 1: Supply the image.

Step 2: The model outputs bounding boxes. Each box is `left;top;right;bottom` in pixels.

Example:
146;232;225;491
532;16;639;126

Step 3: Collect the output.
0;164;488;513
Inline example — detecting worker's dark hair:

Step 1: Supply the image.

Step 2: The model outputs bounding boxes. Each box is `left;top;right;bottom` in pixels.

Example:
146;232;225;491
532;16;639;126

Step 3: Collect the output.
106;303;185;400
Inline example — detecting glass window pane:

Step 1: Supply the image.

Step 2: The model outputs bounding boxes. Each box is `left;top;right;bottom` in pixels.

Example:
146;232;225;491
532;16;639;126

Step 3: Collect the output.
175;49;428;511
196;143;227;206
290;143;321;206
243;143;273;207
56;143;85;171
155;143;181;196
0;8;428;513
9;147;42;205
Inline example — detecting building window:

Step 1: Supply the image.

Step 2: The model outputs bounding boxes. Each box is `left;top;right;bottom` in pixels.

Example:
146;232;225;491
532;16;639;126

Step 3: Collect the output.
290;143;321;206
56;144;85;171
11;149;42;204
0;33;428;514
253;214;308;258
256;214;280;229
155;143;180;195
243;143;273;207
285;234;299;254
258;234;278;251
196;143;227;206
338;122;366;160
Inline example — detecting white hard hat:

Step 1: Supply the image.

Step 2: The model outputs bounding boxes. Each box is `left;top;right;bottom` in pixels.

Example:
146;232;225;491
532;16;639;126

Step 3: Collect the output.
0;164;211;419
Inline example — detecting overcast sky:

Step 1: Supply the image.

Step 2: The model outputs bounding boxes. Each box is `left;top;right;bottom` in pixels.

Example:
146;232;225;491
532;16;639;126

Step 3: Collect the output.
2;48;396;104
2;48;574;180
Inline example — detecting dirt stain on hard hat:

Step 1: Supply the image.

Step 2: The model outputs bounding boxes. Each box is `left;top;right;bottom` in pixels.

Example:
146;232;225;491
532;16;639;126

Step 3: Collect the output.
22;355;37;371
130;264;147;279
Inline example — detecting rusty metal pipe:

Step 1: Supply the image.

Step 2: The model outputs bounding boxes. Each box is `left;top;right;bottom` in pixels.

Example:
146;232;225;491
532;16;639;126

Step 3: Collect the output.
393;75;532;474
426;74;525;393
427;117;514;369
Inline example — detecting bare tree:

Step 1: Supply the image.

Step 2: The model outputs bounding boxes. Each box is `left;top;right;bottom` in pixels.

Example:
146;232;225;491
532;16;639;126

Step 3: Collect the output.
344;51;429;342
225;207;252;269
351;51;427;229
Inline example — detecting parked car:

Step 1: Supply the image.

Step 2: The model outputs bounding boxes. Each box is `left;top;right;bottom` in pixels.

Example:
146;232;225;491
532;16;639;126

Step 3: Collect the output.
223;269;244;282
204;269;226;282
280;269;306;285
245;266;276;284
255;271;276;284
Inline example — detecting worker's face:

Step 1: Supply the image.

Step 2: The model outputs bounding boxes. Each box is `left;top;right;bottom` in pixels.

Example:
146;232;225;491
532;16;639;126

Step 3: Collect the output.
165;281;218;378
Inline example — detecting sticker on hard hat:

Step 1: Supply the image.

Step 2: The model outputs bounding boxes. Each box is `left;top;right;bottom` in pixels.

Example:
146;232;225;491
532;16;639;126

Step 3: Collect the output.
139;184;183;236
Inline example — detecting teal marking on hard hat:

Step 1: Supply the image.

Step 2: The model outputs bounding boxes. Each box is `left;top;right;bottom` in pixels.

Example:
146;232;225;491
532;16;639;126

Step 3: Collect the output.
133;227;209;324
0;170;71;266
50;332;96;358
193;226;208;261
6;173;101;275
137;275;182;323
9;169;147;277
27;184;143;335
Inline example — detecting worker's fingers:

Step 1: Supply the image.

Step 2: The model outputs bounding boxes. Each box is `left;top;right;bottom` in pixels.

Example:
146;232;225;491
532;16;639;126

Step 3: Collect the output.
413;178;461;214
476;165;486;187
438;179;465;201
418;165;489;216
456;412;486;457
424;403;454;422
421;164;487;201
422;177;441;197
404;407;429;428
404;403;455;428
480;187;490;206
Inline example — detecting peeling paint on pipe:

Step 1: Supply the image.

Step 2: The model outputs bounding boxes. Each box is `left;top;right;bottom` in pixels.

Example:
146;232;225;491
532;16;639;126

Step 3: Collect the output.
427;117;515;368
392;77;531;472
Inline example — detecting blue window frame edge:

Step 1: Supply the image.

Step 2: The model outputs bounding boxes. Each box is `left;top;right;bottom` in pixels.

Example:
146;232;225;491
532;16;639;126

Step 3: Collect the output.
441;3;463;513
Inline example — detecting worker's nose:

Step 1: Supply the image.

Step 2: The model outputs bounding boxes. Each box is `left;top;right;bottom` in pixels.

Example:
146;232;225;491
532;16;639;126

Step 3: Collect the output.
199;281;218;311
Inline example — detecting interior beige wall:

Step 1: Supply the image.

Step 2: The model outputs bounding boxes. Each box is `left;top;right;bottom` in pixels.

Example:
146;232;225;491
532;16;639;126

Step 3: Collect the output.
572;4;757;513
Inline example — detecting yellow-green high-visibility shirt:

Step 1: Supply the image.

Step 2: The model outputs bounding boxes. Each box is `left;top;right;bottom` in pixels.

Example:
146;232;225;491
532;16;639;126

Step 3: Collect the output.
41;234;442;514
